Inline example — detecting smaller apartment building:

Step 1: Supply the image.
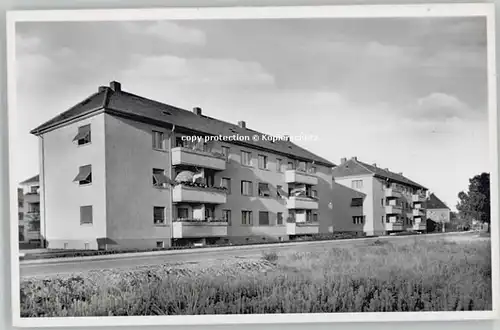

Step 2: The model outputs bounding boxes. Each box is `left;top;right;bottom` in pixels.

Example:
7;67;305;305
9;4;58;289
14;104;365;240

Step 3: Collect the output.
30;81;364;250
18;175;41;244
332;157;428;236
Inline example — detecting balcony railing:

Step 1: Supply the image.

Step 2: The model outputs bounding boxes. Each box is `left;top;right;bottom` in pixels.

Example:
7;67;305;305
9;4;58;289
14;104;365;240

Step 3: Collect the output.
412;208;425;217
385;205;402;215
412;193;426;203
172;147;226;171
286;196;319;210
385;222;403;231
385;187;403;198
172;184;227;204
286;222;319;235
172;220;228;238
284;169;318;185
412;223;426;231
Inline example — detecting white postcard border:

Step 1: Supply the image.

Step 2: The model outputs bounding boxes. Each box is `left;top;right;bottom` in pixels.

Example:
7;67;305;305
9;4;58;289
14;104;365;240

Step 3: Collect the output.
6;3;499;328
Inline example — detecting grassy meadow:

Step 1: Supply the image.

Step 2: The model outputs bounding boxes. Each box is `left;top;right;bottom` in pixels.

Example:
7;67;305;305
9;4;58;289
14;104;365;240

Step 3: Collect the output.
20;233;492;317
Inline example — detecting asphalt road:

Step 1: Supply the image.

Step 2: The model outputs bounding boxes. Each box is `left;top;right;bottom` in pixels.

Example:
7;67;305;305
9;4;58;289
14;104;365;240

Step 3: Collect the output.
19;232;469;278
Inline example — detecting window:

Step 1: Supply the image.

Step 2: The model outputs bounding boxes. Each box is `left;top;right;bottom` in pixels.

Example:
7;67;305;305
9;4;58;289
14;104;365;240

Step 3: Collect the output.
18;200;23;208
258;155;268;169
382;215;384;223
276;158;282;172
259;211;270;226
152;131;166;150
313;213;318;223
73;124;91;146
153;168;169;188
306;210;313;222
80;205;93;225
351;180;363;189
206;173;215;187
241;180;253;196
381;198;384;206
30;186;39;194
221;146;230;161
258;183;271;197
351;198;363;207
18;212;23;220
154;206;166;225
352;216;365;225
221;178;231;194
298;161;306;171
277;212;283;225
223;210;231;225
73;165;92;185
242;210;253;225
156;241;164;248
175;137;184;147
177;208;188;219
287;161;295;170
241;151;252;166
311;166;317;173
312;190;318;198
205;205;215;220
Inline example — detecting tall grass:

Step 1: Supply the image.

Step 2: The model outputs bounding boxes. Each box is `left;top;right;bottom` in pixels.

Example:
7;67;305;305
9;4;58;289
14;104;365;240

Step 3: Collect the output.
20;235;492;316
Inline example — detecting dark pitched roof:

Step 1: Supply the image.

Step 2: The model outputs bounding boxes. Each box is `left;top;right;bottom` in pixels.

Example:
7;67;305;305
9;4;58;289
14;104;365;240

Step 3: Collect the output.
426;193;449;210
332;158;427;190
19;174;39;185
31;83;335;167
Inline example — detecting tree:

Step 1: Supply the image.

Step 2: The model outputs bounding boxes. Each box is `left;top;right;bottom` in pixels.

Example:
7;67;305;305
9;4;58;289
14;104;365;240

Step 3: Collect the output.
456;172;490;232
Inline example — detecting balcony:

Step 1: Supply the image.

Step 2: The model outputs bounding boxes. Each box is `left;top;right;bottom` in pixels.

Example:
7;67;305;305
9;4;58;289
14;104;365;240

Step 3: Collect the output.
385;222;403;231
412;223;426;231
286;222;319;235
412;193;426;203
172;147;226;171
286;196;319;210
385;205;402;215
172;220;228;238
413;208;425;217
172;184;227;204
385;187;403;198
285;170;318;185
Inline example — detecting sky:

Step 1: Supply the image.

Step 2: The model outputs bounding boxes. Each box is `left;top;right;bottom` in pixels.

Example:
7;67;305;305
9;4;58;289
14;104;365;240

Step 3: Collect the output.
15;17;490;210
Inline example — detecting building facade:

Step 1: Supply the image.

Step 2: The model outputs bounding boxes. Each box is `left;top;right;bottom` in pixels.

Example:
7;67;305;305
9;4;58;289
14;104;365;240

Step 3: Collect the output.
332;157;428;236
30;81;364;250
426;193;451;229
18;175;41;244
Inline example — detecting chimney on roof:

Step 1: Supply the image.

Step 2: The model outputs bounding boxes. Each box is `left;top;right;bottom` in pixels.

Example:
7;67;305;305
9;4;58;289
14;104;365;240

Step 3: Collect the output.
98;86;108;93
109;81;121;92
341;158;347;164
283;135;290;141
193;107;202;116
238;121;246;128
398;172;403;175
351;156;357;161
373;163;377;167
384;168;389;171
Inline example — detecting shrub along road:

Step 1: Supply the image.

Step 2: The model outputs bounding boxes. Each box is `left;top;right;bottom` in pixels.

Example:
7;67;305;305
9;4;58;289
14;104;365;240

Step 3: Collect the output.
19;231;471;278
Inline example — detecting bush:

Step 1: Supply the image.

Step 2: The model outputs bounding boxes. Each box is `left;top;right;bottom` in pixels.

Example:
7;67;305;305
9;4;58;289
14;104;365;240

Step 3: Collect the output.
261;251;279;264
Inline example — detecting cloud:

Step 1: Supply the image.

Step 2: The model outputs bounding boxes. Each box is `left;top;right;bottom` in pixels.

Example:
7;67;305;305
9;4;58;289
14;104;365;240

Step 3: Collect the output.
122;21;206;46
410;93;475;122
121;54;275;87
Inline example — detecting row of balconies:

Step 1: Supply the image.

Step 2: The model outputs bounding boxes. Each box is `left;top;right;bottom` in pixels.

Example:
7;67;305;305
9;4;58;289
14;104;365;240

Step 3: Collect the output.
172;184;319;209
171;147;319;185
385;187;426;203
172;220;320;239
